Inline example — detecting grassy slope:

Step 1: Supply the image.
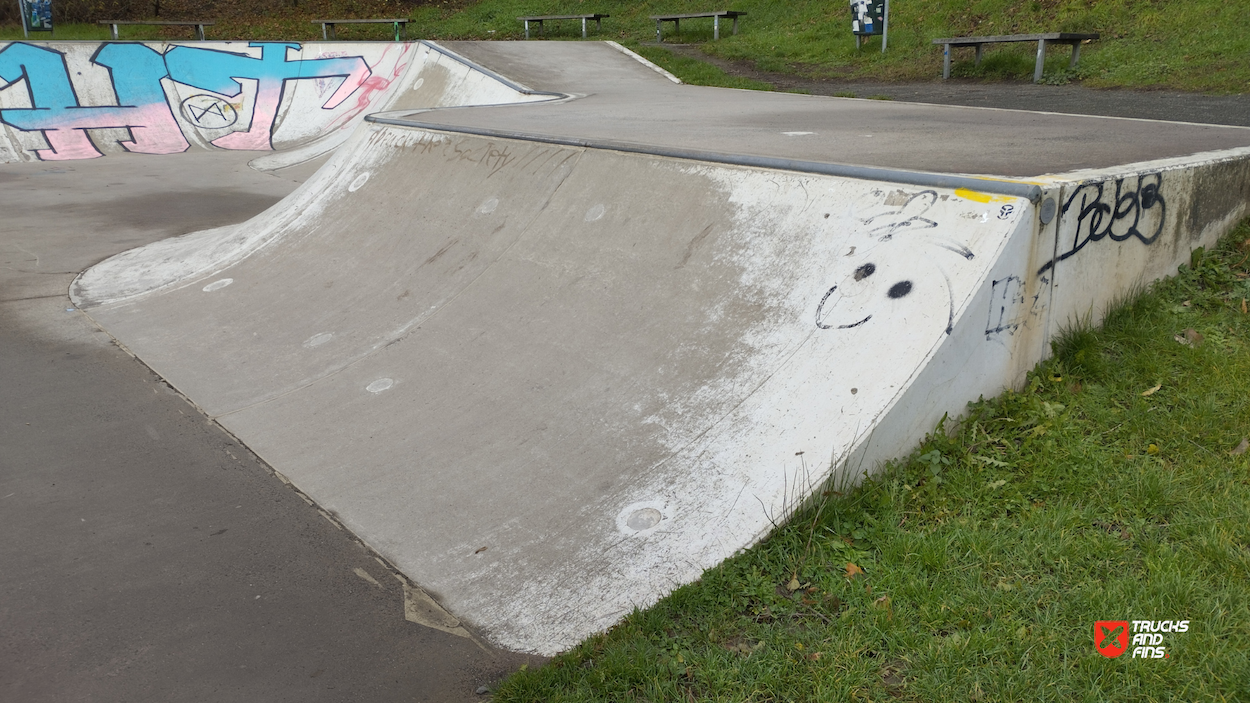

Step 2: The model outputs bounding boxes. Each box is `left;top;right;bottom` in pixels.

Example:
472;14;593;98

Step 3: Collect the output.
3;0;1247;92
494;225;1250;701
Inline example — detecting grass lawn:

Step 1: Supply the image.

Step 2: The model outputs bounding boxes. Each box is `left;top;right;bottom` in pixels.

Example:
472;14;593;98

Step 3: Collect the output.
3;1;1247;93
492;223;1250;700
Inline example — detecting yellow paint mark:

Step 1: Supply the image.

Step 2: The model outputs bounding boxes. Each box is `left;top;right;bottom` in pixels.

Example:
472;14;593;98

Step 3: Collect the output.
955;187;994;203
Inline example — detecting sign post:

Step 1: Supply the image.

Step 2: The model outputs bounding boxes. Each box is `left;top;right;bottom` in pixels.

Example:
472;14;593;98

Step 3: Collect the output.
18;0;53;38
850;0;888;53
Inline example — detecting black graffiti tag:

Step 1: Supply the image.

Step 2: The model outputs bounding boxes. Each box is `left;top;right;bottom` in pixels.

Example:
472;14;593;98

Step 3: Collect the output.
1038;173;1166;275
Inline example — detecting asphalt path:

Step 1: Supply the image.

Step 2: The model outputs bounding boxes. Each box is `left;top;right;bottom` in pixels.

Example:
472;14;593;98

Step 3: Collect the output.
0;153;541;702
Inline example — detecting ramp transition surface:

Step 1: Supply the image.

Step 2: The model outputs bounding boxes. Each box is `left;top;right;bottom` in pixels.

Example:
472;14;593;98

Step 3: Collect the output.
69;41;1250;654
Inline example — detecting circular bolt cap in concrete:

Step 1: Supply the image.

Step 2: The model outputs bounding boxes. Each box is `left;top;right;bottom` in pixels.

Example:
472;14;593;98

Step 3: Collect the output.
366;378;394;393
348;172;370;192
616;501;665;535
1039;197;1058;225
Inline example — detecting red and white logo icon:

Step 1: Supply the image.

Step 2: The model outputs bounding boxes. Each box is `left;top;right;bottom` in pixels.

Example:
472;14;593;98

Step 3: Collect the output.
1095;621;1129;658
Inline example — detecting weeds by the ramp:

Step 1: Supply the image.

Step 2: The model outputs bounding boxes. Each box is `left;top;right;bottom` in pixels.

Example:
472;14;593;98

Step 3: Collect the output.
494;220;1250;701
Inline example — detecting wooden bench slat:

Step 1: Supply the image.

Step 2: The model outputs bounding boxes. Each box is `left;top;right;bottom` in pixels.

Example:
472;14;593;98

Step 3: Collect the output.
517;14;609;21
932;32;1098;44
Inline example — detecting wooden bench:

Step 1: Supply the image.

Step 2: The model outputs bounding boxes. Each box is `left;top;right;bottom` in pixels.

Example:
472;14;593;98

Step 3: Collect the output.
932;32;1099;83
651;11;745;42
98;20;215;41
517;14;609;40
311;18;409;42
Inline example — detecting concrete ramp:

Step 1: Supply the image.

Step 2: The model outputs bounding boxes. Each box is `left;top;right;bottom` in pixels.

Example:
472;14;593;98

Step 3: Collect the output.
69;41;1250;654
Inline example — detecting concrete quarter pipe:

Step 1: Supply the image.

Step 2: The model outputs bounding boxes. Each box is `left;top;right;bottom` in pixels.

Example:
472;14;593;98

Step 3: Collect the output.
9;39;1247;654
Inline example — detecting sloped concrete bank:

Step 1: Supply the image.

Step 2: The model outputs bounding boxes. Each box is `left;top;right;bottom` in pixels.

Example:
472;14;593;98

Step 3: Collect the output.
63;40;1250;654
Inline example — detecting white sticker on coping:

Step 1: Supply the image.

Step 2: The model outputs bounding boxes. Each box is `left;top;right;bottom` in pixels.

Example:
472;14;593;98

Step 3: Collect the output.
202;278;233;292
366;378;394;393
584;204;606;222
348;173;370;192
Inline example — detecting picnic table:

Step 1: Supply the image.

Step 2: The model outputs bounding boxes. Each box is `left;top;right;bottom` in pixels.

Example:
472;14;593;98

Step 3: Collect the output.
517;14;609;39
650;11;745;42
932;32;1099;83
311;18;409;41
98;20;214;41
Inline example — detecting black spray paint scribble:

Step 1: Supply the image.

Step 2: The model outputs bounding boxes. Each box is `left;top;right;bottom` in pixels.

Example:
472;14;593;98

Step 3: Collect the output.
984;274;1044;341
1037;173;1166;276
816;190;977;335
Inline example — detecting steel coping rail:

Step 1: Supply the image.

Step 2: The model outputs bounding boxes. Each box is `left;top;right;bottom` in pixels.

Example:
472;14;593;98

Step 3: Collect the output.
365;112;1043;203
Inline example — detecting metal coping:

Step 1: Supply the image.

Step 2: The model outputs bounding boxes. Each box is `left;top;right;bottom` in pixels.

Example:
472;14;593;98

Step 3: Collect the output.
418;40;566;99
365;113;1044;203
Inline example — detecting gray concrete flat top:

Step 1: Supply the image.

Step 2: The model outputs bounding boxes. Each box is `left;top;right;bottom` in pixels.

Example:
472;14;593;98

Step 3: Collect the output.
403;41;1250;179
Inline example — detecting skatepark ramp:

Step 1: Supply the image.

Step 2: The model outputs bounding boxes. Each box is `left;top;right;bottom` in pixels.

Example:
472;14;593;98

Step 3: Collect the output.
54;41;1250;654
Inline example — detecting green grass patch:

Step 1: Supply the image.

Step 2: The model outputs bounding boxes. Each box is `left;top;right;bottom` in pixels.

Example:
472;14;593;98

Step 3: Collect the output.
492;222;1250;700
4;0;1246;93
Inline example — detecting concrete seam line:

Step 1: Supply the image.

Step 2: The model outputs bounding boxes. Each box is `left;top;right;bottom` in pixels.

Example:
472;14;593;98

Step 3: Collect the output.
418;40;567;98
364;115;1044;202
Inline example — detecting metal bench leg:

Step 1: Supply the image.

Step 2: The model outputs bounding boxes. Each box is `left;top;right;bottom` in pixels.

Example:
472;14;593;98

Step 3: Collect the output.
393;21;400;42
197;24;205;40
733;16;739;35
582;18;587;38
674;18;679;36
1069;41;1082;69
655;19;661;42
714;15;719;41
974;44;983;67
1034;38;1046;82
597;18;602;33
942;43;950;79
111;23;119;40
524;20;529;39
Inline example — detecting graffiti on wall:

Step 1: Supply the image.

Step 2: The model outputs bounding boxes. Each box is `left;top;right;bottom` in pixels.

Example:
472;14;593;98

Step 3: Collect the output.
1037;173;1167;276
0;42;380;160
815;189;977;336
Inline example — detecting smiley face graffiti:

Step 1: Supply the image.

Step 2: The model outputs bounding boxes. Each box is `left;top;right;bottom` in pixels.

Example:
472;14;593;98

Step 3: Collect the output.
814;189;977;336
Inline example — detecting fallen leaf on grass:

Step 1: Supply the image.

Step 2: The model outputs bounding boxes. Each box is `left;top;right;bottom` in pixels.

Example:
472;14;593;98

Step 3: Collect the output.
845;562;864;579
1232;438;1249;456
786;576;801;592
1243;299;1248;314
1141;384;1162;397
874;595;891;608
984;479;1008;490
1175;329;1204;347
1147;443;1160;455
